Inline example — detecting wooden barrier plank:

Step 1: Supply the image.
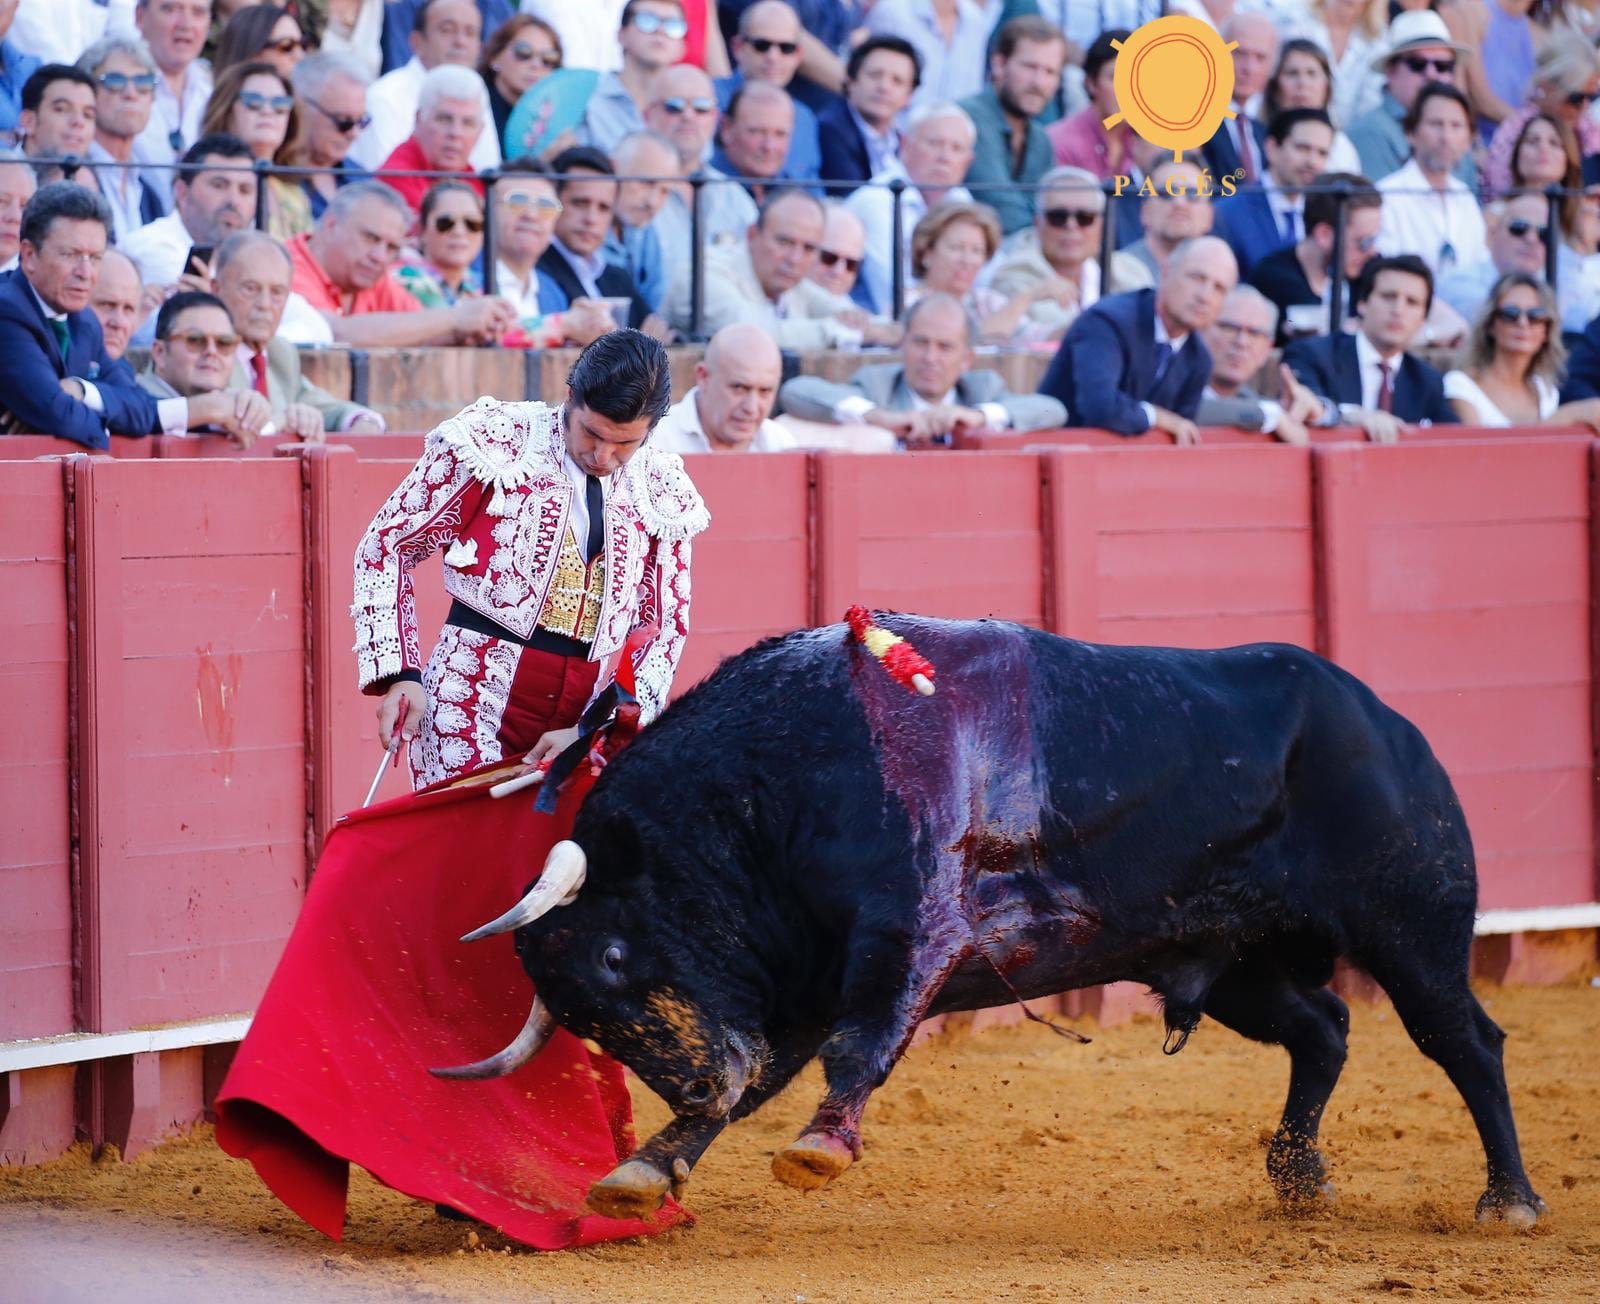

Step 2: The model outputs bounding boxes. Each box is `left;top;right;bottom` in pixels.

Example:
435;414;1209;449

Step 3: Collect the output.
813;451;1044;624
675;452;811;691
0;462;72;1043
1314;439;1594;912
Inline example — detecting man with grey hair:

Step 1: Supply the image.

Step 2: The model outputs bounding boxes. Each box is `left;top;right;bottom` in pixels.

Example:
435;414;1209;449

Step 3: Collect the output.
290;50;373;221
350;0;498;173
701;187;899;347
288;179;516;346
88;246;145;361
379;63;487;214
78;33;164;243
214;228;385;436
779;292;1065;444
0;182;260;447
988;165;1152;342
1197;285;1324;443
0;147;36;269
846;101;974;315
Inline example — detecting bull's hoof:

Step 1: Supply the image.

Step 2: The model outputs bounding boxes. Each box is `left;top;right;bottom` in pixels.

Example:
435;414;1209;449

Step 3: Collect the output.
1268;1138;1334;1207
772;1132;854;1192
587;1159;671;1221
1475;1187;1547;1229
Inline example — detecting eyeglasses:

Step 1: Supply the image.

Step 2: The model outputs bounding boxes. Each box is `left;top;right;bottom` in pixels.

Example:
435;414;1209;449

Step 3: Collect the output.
1493;304;1552;325
433;214;484;233
629;12;689;37
1400;55;1456;76
307;99;372;133
745;36;799;55
166;330;240;352
1213;319;1272;341
1567;89;1597;108
660;96;716;115
816;249;861;273
500;192;563;213
96;71;158;93
1354;233;1380;252
263;36;311;55
509;41;562;68
1506;218;1550;242
238;90;294;113
1042;207;1099;228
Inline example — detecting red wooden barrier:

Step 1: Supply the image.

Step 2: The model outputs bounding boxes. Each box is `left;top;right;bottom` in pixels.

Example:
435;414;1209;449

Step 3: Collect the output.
1316;437;1595;911
961;425;1592;451
0;436;155;460
813;451;1044;625
1044;445;1318;649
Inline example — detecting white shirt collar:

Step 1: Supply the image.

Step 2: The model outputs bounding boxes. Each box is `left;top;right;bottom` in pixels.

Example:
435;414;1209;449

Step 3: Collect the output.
1153;310;1186;353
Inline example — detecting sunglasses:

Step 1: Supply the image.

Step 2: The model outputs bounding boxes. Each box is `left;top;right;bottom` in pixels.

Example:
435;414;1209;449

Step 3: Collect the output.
1493;303;1552;325
510;41;562;67
167;330;240;352
630;12;689;37
745;36;799;55
1566;89;1597;108
500;192;563;213
817;248;861;273
661;95;716;115
263;36;311;55
1506;218;1550;242
238;90;294;113
1042;207;1099;228
308;99;372;133
96;70;158;93
1354;233;1380;251
433;214;484;233
1401;55;1456;76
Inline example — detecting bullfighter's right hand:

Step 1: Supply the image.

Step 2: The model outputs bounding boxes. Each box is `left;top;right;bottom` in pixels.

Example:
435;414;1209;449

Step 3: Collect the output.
377;680;425;750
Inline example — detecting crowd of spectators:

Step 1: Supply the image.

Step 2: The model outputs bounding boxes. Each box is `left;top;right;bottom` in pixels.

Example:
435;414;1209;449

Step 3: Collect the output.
7;0;1600;450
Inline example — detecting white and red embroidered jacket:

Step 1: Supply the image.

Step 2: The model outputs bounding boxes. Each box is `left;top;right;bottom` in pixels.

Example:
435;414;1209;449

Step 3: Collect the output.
352;396;709;721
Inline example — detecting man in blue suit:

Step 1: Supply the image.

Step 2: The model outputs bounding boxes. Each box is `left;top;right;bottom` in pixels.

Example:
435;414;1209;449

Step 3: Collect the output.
1201;12;1275;182
816;36;920;195
1282;254;1458;442
1216;108;1335;279
1038;235;1239;443
0;183;261;448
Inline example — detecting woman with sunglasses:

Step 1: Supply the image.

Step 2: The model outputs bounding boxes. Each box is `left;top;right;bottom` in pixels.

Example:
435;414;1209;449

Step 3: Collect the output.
395;181;487;307
214;5;311;80
1443;271;1600;426
201;61;311;240
1484;40;1600;196
480;15;563;146
1263;39;1365;171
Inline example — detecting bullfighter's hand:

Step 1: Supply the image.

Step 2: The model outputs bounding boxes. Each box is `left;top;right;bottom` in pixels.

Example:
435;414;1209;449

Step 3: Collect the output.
283;402;325;442
377;679;424;749
526;726;580;767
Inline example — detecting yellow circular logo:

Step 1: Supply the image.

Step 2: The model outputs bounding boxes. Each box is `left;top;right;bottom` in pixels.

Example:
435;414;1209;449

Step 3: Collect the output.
1102;16;1239;162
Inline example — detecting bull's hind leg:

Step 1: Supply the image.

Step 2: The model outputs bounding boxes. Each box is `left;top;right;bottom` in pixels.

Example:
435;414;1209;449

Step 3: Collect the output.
1203;960;1349;1205
1359;950;1545;1226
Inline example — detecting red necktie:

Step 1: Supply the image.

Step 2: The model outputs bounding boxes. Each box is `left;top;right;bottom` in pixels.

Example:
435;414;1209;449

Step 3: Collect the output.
1376;361;1394;414
1235;118;1255;183
250;350;269;398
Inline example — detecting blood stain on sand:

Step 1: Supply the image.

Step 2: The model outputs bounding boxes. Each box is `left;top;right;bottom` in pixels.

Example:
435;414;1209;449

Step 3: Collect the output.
1;982;1597;1301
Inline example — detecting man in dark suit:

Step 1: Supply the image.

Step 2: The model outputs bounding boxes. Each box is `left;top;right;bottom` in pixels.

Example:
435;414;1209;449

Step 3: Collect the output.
1248;172;1382;344
1215;108;1335;279
1037;235;1239;443
1201;12;1275;182
0;183;258;448
816;36;920;194
538;146;654;330
1282;254;1458;442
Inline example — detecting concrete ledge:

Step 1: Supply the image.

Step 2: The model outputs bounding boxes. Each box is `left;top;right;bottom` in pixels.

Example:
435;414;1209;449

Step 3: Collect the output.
0;1017;252;1074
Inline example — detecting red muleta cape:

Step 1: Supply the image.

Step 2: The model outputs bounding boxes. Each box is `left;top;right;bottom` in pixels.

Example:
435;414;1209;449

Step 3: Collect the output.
214;757;689;1248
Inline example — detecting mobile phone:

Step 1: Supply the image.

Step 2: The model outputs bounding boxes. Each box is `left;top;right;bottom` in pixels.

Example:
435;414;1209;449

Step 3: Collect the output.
187;245;214;276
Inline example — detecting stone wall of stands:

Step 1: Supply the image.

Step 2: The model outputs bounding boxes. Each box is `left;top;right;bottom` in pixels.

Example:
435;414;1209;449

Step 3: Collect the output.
1;427;1594;1167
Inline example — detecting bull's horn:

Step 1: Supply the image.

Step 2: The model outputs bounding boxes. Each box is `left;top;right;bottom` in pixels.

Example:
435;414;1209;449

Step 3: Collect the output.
460;840;587;943
429;996;556;1080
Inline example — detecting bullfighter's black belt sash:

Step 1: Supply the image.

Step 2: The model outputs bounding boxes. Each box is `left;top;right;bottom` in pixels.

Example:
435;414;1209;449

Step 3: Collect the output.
446;600;592;660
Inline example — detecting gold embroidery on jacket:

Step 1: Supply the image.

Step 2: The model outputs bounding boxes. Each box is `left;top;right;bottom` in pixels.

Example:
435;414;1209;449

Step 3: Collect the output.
536;527;605;641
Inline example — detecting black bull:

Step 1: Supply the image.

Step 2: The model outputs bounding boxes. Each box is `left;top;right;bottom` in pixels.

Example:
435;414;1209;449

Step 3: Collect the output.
443;616;1545;1228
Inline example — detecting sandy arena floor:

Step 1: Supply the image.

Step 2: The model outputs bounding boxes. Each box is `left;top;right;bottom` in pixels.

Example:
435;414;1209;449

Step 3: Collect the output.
2;981;1597;1303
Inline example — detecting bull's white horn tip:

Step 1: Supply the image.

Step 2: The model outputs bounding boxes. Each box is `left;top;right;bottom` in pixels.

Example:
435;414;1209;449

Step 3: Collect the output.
912;674;935;696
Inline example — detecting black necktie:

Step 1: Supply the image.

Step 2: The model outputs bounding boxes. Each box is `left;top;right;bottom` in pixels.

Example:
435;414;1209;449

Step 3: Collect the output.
585;474;604;563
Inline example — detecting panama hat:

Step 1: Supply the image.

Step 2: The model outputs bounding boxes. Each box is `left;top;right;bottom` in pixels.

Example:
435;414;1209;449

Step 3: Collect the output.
1369;11;1473;74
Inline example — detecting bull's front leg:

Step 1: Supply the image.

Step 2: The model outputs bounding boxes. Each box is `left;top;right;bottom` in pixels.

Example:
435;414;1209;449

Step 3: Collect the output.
772;919;967;1193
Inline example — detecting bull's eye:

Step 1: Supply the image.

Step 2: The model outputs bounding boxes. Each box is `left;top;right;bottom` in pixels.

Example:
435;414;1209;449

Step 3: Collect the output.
603;944;625;974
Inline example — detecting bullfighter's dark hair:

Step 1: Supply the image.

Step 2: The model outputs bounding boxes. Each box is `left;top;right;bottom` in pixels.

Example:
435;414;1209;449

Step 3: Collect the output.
20;180;112;247
154;290;231;341
1351;253;1434;314
567;329;673;428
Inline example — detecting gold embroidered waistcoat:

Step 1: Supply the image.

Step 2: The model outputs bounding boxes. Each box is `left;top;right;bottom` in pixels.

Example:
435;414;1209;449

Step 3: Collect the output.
535;527;606;642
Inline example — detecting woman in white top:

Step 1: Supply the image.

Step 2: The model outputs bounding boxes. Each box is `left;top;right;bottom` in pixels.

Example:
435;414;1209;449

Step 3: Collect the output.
1264;39;1364;169
1444;272;1600;427
1284;0;1387;129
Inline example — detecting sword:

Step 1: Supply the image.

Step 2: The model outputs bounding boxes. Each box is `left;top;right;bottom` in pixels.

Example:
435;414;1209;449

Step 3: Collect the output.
363;696;411;808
